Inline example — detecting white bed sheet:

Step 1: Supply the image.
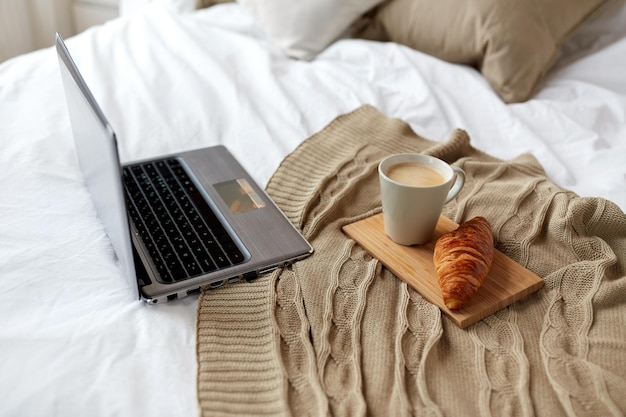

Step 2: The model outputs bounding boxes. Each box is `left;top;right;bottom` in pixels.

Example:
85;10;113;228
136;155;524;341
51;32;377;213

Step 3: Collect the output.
0;3;625;416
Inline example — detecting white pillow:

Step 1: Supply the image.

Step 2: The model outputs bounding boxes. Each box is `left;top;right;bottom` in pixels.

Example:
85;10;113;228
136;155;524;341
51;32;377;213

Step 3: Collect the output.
119;0;196;15
238;0;383;60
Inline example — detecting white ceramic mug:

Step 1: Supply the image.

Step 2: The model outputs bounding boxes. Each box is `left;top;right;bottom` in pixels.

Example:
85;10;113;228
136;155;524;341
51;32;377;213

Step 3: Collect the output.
379;154;465;245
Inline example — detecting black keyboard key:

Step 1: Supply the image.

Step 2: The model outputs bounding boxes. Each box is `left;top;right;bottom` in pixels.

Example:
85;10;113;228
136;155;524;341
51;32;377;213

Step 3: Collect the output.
198;255;217;273
170;266;188;281
214;254;231;268
227;249;244;264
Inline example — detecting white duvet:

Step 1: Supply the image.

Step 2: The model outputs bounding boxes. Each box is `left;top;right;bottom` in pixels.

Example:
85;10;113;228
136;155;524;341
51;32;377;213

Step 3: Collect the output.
0;3;625;416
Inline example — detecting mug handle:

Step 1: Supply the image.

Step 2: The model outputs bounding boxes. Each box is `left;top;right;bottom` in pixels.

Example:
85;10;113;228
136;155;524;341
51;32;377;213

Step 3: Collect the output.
445;166;465;203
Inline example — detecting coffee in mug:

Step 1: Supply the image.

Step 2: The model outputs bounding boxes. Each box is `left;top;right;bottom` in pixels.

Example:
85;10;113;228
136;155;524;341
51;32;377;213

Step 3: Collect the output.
386;162;446;187
379;154;465;245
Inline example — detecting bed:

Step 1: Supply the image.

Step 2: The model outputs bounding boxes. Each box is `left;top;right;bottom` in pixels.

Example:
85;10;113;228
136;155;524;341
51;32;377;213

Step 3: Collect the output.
1;1;625;416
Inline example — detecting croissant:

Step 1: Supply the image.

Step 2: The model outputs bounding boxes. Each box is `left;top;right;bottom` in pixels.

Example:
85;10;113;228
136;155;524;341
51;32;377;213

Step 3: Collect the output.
433;216;494;310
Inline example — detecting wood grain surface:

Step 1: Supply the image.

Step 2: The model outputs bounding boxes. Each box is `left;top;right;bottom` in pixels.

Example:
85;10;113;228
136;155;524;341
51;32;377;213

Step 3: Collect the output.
342;214;544;328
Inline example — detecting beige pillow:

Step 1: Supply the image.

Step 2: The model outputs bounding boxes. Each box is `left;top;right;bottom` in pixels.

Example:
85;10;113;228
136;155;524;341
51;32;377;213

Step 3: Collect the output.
354;0;607;103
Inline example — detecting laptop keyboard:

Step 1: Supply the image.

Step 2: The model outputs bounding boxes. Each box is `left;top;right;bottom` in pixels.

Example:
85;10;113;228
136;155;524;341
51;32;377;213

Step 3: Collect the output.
123;158;244;283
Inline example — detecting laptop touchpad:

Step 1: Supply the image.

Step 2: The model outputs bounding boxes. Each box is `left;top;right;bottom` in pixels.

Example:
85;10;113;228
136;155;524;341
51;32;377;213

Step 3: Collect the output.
214;179;266;214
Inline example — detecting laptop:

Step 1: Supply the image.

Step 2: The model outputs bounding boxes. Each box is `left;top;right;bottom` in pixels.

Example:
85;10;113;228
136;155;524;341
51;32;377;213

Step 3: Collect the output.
55;34;313;304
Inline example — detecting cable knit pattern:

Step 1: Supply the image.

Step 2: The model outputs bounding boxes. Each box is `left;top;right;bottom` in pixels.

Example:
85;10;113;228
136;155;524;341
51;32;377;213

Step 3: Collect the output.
196;105;626;416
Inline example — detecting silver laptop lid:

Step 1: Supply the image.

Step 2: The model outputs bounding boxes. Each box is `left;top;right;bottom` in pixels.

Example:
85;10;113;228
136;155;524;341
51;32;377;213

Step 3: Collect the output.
56;34;139;297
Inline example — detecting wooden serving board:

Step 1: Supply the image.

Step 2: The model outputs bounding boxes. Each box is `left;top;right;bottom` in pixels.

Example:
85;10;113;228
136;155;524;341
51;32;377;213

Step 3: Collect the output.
342;214;544;328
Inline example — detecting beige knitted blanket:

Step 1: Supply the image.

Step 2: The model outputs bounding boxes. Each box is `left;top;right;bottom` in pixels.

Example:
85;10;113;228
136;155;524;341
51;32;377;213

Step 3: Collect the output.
196;105;626;416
